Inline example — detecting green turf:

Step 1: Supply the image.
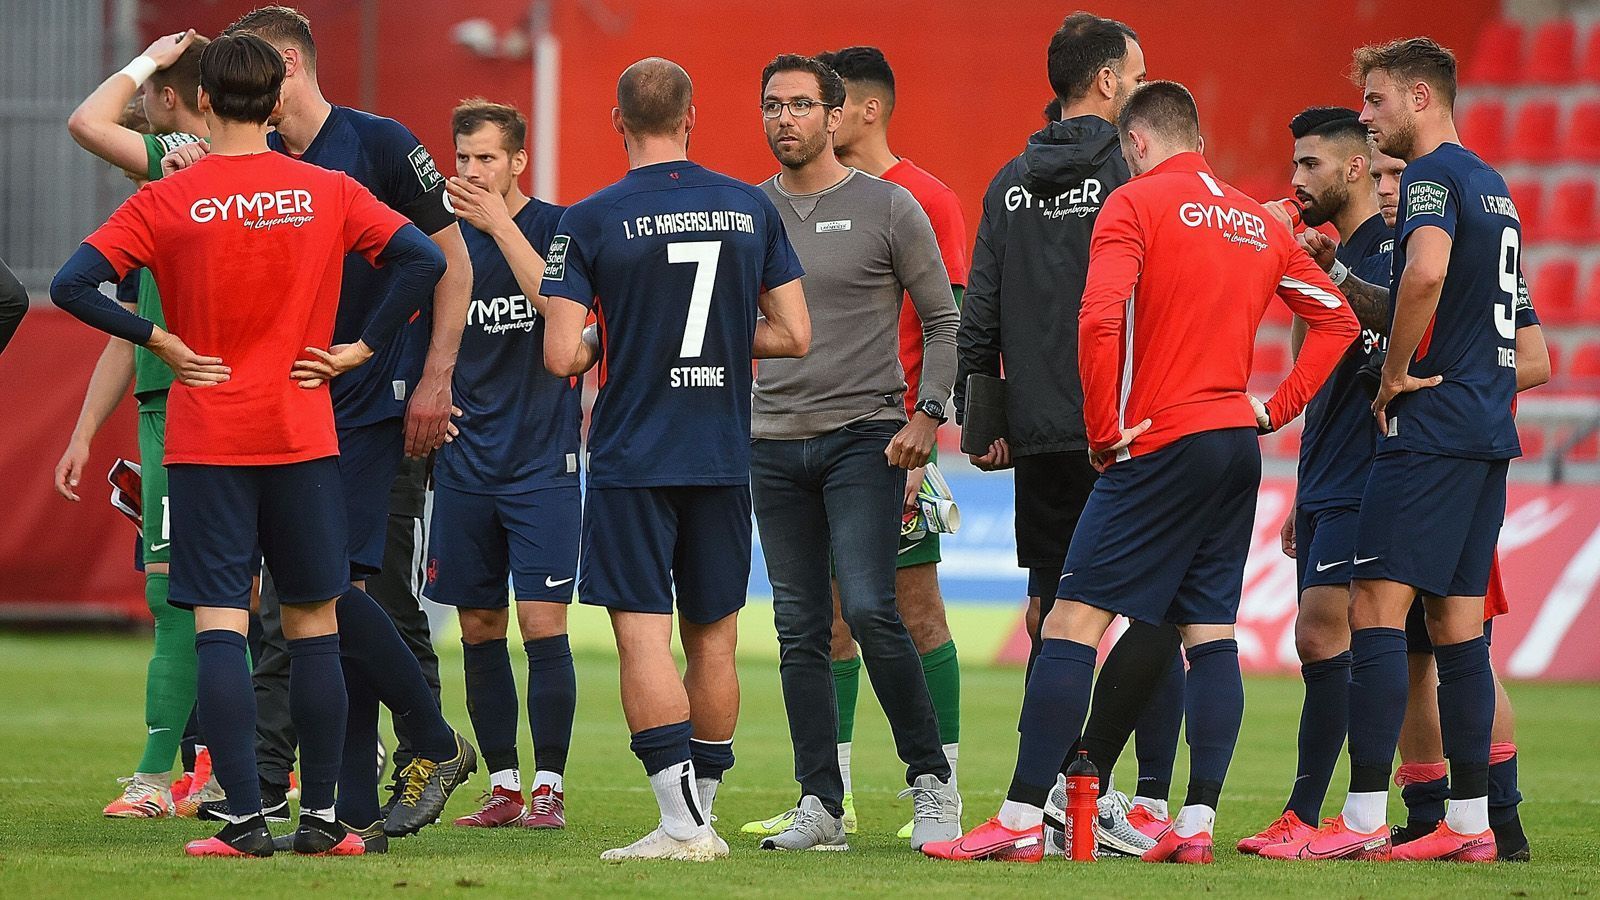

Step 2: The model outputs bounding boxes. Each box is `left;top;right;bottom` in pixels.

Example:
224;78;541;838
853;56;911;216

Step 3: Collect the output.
1;627;1594;898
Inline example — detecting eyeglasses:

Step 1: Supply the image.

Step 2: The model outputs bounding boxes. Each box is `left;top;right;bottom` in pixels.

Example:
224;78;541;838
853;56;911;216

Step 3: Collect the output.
761;98;833;119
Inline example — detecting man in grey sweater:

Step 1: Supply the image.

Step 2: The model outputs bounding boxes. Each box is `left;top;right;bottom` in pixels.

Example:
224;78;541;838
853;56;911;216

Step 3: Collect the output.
750;54;961;853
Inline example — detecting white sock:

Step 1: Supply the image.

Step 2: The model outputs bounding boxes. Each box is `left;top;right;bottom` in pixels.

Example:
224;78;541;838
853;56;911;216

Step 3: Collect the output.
1172;804;1215;838
696;777;719;815
490;768;522;793
219;809;257;825
1132;796;1169;819
837;742;853;796
1444;795;1489;834
306;806;336;823
135;771;173;790
998;799;1043;831
942;742;960;795
1341;791;1388;834
532;770;563;793
648;760;708;840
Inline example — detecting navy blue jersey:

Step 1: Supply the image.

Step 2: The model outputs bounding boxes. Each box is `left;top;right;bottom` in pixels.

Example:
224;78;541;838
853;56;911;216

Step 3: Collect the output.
541;160;804;488
1296;215;1392;509
434;198;580;494
269;106;455;428
1385;143;1520;460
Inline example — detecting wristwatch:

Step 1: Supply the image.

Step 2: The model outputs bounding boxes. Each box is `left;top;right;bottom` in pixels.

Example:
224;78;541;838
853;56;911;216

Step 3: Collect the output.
914;399;948;424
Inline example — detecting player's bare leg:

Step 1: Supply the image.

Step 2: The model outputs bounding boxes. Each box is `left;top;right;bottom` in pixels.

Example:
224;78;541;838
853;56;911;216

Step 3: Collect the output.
603;610;725;861
681;612;739;816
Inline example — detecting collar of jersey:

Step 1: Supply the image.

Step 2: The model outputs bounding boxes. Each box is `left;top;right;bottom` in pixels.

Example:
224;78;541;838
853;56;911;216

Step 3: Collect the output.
1139;150;1212;180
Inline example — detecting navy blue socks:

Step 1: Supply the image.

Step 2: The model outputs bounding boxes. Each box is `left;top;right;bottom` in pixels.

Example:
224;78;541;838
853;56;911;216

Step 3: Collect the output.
525;635;576;775
463;638;520;775
1347;627;1409;793
1007;639;1096;806
287;633;346;812
195;629;261;818
1182;638;1243;809
337;586;455;759
1286;650;1352;823
1435;636;1494;800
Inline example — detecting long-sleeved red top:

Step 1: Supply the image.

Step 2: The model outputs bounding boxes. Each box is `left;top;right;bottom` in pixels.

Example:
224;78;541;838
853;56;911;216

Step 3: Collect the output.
1079;152;1360;460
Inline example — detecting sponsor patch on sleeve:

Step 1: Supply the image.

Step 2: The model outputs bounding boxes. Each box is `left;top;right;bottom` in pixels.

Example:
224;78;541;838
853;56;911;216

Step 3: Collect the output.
544;235;571;280
408;145;444;192
1405;180;1449;220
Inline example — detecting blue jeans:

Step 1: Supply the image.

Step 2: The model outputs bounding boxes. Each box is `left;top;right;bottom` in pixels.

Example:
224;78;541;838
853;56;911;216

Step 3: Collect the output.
752;420;950;816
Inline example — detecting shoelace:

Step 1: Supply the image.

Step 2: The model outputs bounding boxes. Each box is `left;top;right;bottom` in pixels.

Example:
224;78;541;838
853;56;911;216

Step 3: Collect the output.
529;792;559;815
115;775;160;802
788;805;828;835
397;758;438;806
1263;815;1303;839
897;785;943;821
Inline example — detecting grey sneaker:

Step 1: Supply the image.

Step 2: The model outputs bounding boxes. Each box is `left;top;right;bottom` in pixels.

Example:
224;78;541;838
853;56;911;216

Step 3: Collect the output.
1044;773;1068;857
900;773;961;850
759;795;848;851
1095;788;1156;856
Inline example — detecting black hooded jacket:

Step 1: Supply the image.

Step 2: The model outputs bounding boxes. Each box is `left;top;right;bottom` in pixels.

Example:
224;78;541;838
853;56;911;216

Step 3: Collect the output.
954;115;1129;456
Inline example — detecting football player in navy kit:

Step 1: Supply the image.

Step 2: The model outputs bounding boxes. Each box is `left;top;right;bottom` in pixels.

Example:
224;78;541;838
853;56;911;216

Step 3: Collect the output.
1267;37;1519;863
541;58;810;861
426;100;580;832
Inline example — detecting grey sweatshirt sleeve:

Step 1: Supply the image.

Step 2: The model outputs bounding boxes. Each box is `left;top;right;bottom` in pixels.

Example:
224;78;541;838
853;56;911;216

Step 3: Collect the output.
889;187;959;408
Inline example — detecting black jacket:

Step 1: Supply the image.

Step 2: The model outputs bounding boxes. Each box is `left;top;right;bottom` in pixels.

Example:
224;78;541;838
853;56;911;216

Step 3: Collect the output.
955;115;1128;456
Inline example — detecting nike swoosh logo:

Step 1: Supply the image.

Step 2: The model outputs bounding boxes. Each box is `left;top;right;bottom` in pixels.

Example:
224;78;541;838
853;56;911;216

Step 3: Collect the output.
897;544;916;555
1059;573;1073;581
955;834;1037;856
149;542;171;552
545;576;574;588
1353;555;1381;565
148;727;170;735
1299;836;1384;859
1314;560;1346;572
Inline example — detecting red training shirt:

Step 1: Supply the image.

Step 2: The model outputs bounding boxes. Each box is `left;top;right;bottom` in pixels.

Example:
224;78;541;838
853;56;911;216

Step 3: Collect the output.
882;159;969;415
1079;152;1359;460
86;151;409;466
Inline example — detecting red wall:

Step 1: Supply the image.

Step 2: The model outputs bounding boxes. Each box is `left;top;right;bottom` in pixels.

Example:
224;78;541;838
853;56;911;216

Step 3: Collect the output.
144;0;1499;226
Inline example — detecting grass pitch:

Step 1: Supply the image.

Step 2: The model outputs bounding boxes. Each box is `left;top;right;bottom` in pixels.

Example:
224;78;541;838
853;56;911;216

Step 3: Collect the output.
1;614;1595;898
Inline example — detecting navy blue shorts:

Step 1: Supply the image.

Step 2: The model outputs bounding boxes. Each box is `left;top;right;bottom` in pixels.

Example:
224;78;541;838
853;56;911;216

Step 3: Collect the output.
337;419;405;579
1056;428;1260;626
1353;451;1508;598
167;458;348;610
1296;504;1361;592
424;483;580;608
580;485;752;625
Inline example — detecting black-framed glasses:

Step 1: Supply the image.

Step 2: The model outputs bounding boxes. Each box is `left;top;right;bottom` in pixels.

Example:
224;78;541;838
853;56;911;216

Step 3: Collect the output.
761;98;832;119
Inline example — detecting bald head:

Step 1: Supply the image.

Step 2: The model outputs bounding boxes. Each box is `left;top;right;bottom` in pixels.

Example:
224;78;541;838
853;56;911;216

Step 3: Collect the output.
618;57;693;137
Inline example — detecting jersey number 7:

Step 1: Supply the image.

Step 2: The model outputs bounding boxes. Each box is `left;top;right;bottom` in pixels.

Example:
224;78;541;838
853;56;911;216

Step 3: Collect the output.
668;240;722;358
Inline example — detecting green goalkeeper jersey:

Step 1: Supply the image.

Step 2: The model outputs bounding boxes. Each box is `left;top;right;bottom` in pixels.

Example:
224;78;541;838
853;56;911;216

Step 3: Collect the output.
131;132;203;409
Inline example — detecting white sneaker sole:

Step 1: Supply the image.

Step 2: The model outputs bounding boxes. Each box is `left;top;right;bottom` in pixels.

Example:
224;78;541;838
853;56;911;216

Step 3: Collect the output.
601;831;729;862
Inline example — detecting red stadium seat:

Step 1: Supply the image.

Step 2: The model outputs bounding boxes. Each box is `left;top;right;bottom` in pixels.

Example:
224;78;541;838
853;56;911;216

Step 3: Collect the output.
1527;19;1579;84
1506;100;1561;163
1565;341;1600;386
1531;258;1580;324
1545;180;1597;242
1581;24;1600;82
1458;99;1508;163
1467;20;1524;86
1506;178;1545;240
1562;100;1600;162
1577;261;1600;322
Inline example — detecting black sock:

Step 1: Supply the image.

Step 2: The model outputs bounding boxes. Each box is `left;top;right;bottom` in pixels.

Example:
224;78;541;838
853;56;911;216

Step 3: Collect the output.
1069;621;1183;782
1133;636;1186;804
525;635;576;776
1435;637;1493;801
335;657;383;826
181;705;201;772
1347;628;1409;793
1286;651;1352;823
463;638;520;776
287;633;346;811
195;630;261;817
337;587;455;759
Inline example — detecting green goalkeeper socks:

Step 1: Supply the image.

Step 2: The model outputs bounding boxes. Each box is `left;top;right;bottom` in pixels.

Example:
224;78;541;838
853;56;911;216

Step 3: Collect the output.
921;640;961;745
135;572;197;775
831;656;862;744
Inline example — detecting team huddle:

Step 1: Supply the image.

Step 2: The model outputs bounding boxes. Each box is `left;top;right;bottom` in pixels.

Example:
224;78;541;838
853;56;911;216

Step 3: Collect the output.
48;4;1535;866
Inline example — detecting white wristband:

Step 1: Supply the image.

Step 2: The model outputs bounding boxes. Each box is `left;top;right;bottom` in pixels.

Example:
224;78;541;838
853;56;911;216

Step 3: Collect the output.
119;56;159;87
1329;259;1350;287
